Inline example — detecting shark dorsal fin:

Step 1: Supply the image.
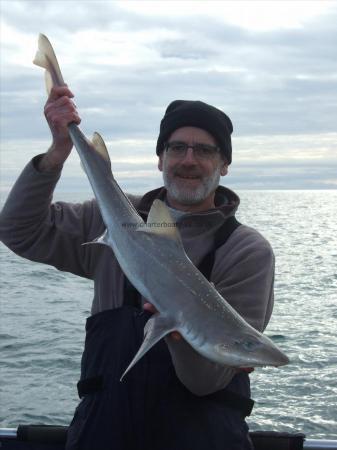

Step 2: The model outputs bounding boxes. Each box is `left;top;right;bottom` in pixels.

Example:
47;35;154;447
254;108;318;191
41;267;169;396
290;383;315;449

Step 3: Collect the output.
91;132;111;165
139;199;181;241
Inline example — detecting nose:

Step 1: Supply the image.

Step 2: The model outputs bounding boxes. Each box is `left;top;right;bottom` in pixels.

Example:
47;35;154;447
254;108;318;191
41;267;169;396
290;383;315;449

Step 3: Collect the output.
180;147;198;164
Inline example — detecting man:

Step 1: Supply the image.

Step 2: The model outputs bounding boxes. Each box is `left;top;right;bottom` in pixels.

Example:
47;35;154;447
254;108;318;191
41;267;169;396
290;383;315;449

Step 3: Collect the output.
0;87;275;450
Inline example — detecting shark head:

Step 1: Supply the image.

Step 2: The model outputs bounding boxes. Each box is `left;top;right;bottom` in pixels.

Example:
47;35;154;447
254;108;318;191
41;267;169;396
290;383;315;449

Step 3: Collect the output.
215;330;290;368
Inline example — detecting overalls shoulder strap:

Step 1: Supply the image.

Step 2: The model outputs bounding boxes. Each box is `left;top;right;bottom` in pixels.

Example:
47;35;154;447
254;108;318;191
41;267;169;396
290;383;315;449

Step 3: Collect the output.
198;215;241;280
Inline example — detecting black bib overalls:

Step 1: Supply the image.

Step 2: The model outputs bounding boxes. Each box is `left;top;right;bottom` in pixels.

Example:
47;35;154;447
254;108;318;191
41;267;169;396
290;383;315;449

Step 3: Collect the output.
65;217;254;450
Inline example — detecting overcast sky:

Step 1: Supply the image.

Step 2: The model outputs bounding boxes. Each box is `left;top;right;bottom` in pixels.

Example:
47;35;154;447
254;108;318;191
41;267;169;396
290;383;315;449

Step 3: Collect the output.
1;0;337;195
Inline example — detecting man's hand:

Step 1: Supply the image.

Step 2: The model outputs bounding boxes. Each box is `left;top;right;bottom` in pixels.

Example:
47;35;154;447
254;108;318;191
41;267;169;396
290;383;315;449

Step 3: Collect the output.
39;85;81;172
239;367;254;374
143;302;182;341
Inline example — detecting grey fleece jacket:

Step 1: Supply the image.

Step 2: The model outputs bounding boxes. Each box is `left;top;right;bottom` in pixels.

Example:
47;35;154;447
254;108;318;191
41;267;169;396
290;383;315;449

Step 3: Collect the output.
0;156;275;396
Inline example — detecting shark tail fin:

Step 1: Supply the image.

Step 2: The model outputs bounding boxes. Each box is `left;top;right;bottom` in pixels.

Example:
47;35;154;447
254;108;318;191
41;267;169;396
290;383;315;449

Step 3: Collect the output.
120;314;176;381
33;33;65;94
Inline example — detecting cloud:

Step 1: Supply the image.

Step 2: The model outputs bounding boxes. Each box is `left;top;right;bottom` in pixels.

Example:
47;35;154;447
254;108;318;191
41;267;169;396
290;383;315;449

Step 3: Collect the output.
1;0;337;191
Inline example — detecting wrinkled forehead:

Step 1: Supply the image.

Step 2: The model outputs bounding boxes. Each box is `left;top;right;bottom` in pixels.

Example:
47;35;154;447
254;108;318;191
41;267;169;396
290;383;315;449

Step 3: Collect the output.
168;126;218;146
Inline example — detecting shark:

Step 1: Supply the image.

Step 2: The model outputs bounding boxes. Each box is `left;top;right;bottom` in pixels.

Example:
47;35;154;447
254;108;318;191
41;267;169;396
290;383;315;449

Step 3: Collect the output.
33;34;289;380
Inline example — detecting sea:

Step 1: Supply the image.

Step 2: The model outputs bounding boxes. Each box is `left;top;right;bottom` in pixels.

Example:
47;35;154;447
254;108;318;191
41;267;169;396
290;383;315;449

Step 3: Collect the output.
0;188;336;439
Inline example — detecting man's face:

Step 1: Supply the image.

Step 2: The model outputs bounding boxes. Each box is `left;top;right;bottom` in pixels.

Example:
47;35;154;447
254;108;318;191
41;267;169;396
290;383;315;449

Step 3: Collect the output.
158;126;228;211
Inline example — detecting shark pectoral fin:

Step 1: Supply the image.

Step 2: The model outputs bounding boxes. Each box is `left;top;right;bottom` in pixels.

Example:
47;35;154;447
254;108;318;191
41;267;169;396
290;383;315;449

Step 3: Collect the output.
120;314;176;381
81;230;110;247
138;199;181;241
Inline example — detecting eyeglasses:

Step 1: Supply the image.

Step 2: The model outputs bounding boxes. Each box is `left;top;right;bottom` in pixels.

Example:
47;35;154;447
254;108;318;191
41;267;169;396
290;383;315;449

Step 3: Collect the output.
164;141;220;160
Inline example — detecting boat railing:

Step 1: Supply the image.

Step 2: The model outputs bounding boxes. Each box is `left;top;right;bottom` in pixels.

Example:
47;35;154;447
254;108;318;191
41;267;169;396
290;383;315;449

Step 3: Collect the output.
0;426;337;449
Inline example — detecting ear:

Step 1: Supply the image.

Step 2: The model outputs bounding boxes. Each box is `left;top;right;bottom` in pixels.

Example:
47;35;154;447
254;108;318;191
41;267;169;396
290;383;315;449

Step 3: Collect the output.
158;153;164;172
220;162;228;176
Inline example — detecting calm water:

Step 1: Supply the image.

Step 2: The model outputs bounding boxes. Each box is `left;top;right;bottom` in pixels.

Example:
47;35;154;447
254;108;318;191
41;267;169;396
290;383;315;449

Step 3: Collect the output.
0;189;336;439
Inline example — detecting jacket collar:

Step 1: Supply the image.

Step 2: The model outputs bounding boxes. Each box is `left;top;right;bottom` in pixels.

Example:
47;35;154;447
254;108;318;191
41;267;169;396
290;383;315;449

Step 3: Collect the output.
137;185;240;221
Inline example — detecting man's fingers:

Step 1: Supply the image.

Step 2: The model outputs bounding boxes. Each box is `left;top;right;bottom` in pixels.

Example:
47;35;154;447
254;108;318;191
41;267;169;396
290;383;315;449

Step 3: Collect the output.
45;95;77;112
240;367;255;373
143;302;157;313
170;331;182;341
44;95;80;130
47;85;74;101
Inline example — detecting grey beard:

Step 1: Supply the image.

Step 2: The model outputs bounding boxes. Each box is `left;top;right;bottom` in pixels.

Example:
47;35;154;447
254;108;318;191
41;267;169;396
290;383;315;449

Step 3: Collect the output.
163;166;221;206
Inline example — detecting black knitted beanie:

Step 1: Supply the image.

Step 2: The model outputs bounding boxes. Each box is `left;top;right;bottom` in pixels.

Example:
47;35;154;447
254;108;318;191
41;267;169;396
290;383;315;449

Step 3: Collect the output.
156;100;233;164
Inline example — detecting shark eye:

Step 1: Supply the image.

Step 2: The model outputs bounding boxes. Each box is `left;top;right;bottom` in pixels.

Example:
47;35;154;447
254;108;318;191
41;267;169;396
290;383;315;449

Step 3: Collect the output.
235;336;261;352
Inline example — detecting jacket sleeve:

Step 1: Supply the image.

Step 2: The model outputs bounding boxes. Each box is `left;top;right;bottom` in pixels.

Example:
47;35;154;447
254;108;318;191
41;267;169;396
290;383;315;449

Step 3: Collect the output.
166;225;275;396
213;225;275;333
0;156;104;279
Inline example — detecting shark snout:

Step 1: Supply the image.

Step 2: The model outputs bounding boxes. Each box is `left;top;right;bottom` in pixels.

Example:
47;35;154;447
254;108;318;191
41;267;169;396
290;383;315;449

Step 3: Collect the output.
216;331;290;368
248;333;290;367
257;342;290;367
